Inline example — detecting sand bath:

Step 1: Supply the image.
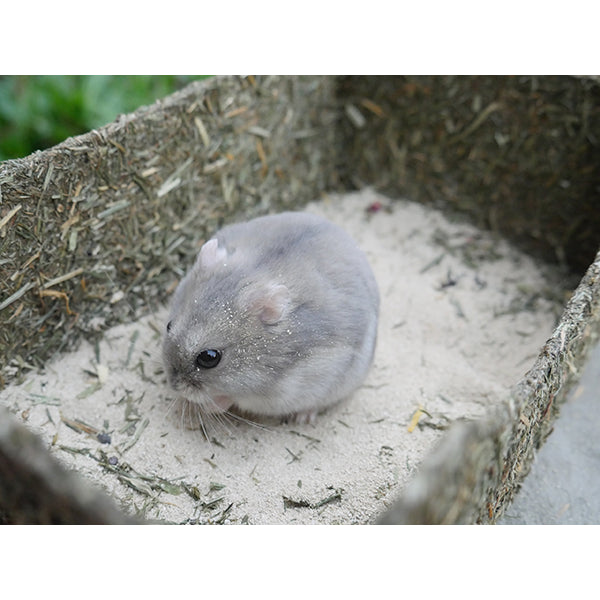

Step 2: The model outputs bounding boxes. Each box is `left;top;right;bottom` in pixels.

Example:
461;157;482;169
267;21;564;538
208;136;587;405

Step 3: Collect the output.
0;189;568;524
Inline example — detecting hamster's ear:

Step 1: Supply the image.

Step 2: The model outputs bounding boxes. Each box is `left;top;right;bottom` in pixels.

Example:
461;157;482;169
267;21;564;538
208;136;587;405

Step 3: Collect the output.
243;282;291;325
196;239;228;271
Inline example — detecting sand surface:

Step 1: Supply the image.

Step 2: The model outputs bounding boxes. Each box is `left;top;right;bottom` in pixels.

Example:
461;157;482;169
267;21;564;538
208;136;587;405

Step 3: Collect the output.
0;189;567;524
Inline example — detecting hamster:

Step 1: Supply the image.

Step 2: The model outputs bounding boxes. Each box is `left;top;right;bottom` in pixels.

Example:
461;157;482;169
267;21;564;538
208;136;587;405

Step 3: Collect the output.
162;211;379;424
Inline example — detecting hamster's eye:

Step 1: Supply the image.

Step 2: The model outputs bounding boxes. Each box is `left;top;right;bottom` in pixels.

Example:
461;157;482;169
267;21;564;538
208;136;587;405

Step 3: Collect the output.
195;349;222;369
166;320;173;333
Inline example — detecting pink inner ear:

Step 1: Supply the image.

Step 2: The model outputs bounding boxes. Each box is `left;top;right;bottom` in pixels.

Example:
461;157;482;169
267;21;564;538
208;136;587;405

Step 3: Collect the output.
197;239;228;271
255;283;291;325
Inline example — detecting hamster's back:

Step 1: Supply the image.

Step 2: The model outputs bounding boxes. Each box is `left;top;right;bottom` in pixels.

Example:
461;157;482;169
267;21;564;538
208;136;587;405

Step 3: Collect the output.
216;211;379;309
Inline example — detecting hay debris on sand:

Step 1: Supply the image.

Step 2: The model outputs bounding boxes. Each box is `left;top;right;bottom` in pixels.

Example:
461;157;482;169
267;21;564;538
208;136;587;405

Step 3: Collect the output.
0;189;570;524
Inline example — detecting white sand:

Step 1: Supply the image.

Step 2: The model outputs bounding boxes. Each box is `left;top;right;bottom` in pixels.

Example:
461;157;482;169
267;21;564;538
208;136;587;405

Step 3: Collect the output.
0;190;566;524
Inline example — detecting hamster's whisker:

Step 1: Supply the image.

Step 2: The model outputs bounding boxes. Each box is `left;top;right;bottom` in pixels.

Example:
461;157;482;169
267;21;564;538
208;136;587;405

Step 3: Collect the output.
180;398;189;431
163;397;179;422
205;400;234;437
223;410;272;432
188;401;211;441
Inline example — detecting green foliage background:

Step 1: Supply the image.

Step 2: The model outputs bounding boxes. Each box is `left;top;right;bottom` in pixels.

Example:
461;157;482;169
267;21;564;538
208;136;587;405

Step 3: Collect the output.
0;75;207;161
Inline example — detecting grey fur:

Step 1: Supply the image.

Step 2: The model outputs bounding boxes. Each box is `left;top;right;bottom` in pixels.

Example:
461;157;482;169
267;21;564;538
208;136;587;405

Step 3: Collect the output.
162;211;379;421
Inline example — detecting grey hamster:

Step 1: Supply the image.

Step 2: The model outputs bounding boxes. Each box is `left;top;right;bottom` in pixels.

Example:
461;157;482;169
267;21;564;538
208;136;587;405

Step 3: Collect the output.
162;211;379;423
